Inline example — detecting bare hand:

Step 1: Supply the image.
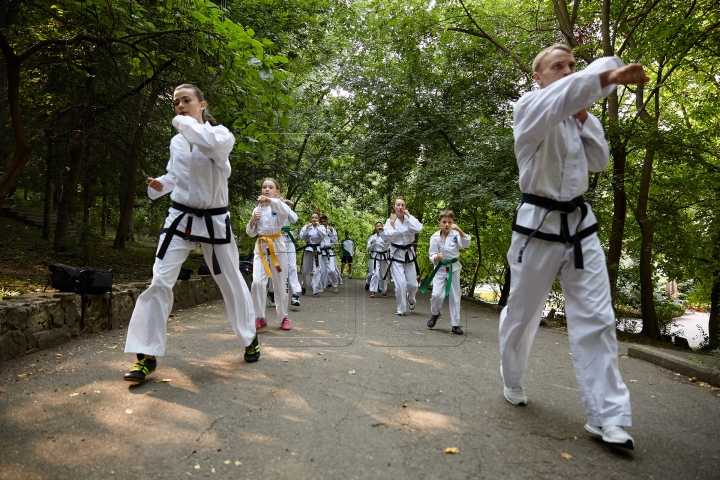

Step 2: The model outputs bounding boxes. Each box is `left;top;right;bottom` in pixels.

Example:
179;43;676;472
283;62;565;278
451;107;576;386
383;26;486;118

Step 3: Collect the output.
284;199;294;207
257;195;270;205
147;177;163;192
451;223;459;231
370;239;376;244
252;210;262;221
573;109;588;125
435;253;443;262
601;63;649;87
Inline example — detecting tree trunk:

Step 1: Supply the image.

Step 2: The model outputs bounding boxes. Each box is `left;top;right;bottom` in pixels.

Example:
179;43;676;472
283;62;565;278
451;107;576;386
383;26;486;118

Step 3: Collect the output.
498;264;511;307
708;272;720;351
101;176;107;237
635;145;661;339
114;80;160;248
470;211;482;298
42;144;52;240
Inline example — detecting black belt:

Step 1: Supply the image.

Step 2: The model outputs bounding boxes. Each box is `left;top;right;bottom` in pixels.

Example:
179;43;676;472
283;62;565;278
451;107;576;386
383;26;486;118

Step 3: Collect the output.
301;243;321;268
320;246;336;257
390;243;420;276
511;193;597;269
369;251;389;277
157;202;231;275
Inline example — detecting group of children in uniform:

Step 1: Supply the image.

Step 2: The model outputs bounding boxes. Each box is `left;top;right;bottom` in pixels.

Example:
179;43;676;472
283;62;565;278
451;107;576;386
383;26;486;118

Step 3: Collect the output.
122;45;650;450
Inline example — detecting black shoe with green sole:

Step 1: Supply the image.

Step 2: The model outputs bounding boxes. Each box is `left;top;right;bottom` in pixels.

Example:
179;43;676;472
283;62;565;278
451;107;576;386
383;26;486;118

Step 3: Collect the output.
123;355;157;382
244;334;260;363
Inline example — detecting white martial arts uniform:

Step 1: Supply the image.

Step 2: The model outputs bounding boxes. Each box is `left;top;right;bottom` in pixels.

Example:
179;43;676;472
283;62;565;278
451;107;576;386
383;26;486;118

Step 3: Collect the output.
366;233;389;294
384;214;423;314
299;224;327;294
246;198;293;323
125;115;255;356
499;56;631;428
428;230;471;327
320;227;340;288
280;205;302;296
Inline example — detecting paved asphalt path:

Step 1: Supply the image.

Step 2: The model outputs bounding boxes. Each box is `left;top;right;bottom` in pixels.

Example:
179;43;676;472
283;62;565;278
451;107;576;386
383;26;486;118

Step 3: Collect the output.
1;278;719;479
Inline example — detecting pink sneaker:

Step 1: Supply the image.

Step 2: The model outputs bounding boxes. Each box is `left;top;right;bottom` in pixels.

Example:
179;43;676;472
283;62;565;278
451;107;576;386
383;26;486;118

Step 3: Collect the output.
370;292;375;298
280;318;292;331
255;318;268;330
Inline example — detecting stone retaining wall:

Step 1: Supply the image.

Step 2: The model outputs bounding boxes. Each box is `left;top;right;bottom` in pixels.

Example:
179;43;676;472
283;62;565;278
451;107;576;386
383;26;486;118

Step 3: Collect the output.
0;276;226;362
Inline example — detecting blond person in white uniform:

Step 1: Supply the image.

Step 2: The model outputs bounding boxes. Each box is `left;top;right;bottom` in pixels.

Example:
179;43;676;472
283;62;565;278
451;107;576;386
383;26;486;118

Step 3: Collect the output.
423;210;471;334
299;213;327;296
124;84;258;382
500;44;649;449
383;196;423;316
367;221;389;298
246;178;294;331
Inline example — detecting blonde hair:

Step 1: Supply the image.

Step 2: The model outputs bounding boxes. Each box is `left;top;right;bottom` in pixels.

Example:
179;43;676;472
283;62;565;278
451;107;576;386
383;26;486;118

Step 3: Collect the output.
532;44;573;72
262;178;281;190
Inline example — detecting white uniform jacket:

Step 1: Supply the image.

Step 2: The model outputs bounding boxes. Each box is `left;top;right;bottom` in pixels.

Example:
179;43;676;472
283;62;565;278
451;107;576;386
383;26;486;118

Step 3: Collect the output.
383;215;423;262
512;56;623;266
428;230;472;273
367;233;387;255
152;115;235;242
299;224;327;250
245;198;292;241
320;227;338;256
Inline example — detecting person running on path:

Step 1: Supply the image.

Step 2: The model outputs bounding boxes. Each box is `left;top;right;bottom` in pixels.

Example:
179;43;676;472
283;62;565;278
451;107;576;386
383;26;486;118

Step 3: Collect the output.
500;44;649;449
319;215;340;293
384;196;423;316
299;213;327;297
340;231;356;279
423;210;471;334
124;84;258;383
366;221;389;298
246;178;294;331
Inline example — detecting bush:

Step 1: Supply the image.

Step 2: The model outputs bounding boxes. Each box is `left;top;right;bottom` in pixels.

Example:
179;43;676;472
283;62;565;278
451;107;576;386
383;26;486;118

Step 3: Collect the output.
655;300;685;336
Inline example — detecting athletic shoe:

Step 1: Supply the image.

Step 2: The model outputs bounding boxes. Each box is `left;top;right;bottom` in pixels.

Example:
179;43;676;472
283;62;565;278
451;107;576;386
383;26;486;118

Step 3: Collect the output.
427;313;439;328
382;292;388;298
244;334;260;362
123;355;157;382
503;385;528;406
255;317;268;330
348;274;353;279
365;283;370;291
370;292;375;298
408;299;416;310
584;424;634;450
452;326;463;335
339;278;343;285
291;294;300;306
313;293;319;298
301;287;306;295
395;311;405;316
267;291;275;307
280;318;292;331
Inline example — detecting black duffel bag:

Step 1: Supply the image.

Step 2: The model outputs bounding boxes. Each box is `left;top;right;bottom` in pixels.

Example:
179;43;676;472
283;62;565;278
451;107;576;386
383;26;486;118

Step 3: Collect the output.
45;264;113;330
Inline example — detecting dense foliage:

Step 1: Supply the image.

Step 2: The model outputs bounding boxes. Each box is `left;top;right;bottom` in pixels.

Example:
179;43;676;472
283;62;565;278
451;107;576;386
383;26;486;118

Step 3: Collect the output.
1;0;718;347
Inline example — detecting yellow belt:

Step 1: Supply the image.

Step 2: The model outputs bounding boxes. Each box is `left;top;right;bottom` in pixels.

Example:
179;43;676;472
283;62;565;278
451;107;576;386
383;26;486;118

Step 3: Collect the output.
257;232;282;277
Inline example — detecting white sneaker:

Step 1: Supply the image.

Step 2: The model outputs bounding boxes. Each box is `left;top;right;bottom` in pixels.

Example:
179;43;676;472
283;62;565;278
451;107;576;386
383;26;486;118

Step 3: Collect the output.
339;278;344;285
395;311;405;316
503;385;528;406
408;299;416;310
584;424;634;449
348;274;353;279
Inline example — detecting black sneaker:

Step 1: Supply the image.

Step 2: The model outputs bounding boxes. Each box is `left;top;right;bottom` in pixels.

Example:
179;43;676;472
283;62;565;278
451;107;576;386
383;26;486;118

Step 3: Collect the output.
267;291;275;306
291;294;300;306
452;326;464;335
427;313;440;328
301;287;306;295
244;334;260;363
365;283;370;291
124;354;157;382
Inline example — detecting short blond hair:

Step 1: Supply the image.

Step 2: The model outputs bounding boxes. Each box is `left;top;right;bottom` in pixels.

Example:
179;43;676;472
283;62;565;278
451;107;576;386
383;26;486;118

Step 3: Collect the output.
532;44;573;72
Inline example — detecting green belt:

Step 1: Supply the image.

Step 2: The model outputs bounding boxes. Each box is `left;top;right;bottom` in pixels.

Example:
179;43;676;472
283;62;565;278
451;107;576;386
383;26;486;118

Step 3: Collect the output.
281;226;299;250
421;258;459;297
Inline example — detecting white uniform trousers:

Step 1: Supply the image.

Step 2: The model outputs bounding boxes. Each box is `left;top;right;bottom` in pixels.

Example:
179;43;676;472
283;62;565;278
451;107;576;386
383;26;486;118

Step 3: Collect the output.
286;245;302;294
125;235;255;356
391;261;418;314
251;239;289;323
429;267;461;327
321;253;340;288
301;250;323;294
499;231;632;428
369;258;388;293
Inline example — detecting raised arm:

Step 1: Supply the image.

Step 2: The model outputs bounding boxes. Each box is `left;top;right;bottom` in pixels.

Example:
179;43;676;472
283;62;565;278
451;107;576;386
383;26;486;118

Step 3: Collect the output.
172;115;235;173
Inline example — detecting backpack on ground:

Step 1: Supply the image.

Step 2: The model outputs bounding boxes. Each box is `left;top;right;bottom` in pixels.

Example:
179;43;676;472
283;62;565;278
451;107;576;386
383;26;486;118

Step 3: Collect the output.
178;266;192;280
45;264;114;331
